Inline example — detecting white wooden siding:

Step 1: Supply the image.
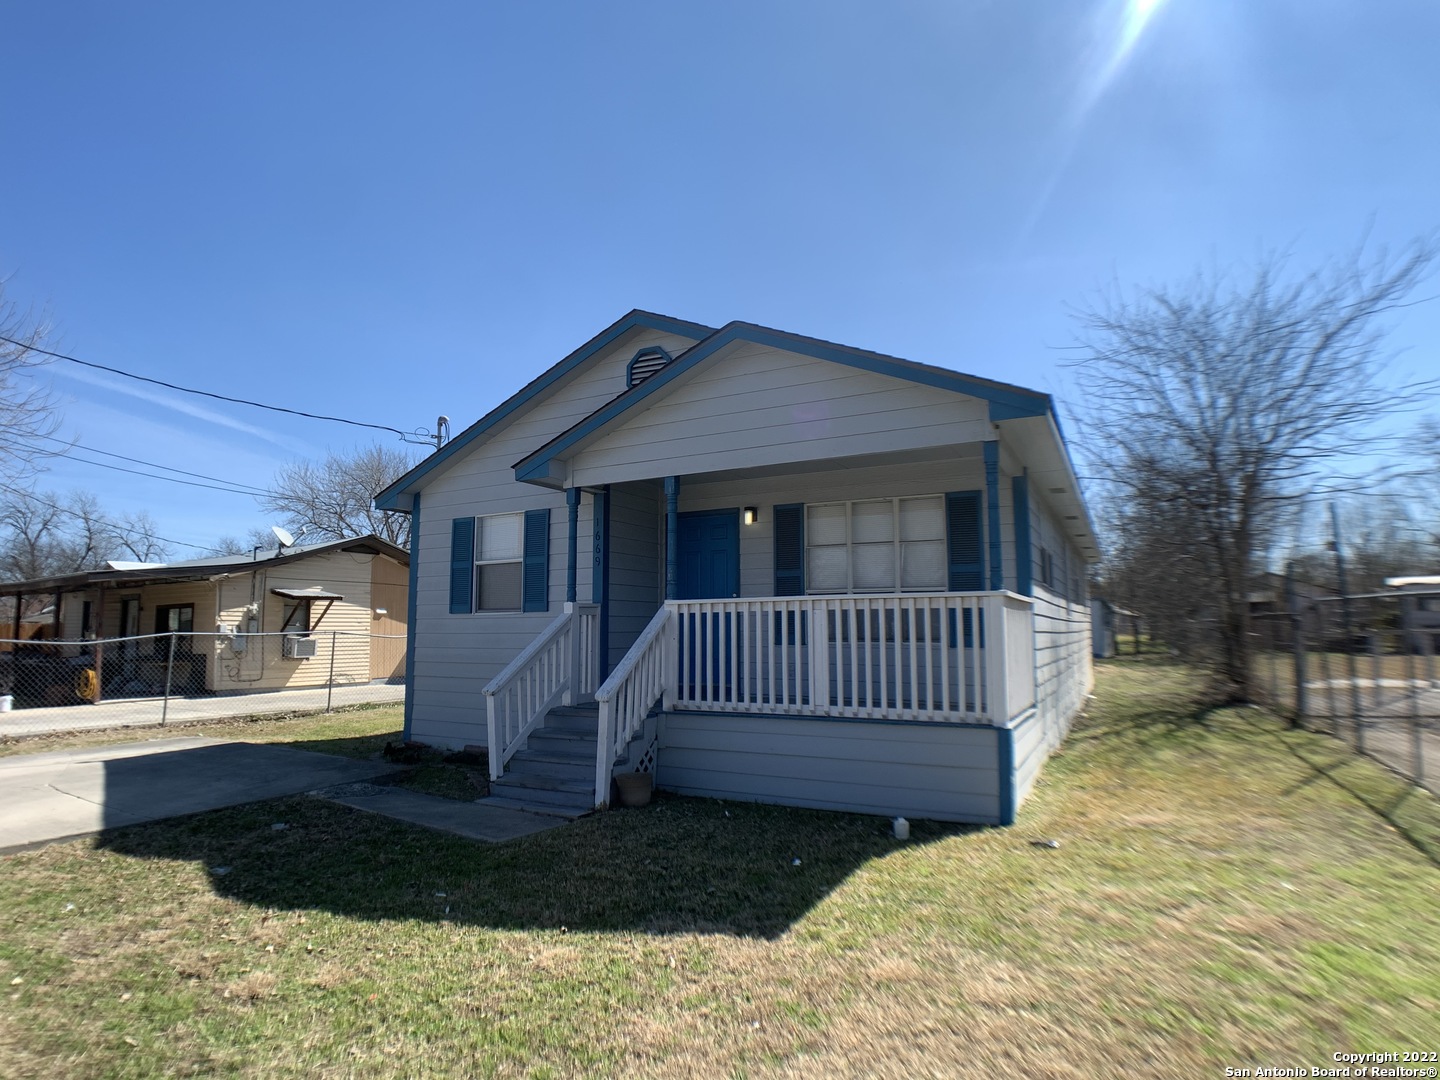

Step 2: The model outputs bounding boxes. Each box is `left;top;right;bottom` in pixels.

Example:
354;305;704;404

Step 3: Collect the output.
1015;493;1093;805
657;712;1003;823
409;327;693;748
569;343;993;487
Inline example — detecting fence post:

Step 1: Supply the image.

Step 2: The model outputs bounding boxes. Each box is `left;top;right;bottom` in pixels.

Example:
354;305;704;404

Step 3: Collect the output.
161;632;177;726
326;630;337;712
1406;644;1424;789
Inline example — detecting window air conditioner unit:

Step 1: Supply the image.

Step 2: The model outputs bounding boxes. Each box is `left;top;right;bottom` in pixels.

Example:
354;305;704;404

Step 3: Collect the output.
283;634;318;659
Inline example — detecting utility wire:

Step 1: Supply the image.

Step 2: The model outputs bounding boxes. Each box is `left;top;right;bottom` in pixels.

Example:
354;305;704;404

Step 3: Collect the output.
18;433;276;498
0;481;217;555
0;333;414;439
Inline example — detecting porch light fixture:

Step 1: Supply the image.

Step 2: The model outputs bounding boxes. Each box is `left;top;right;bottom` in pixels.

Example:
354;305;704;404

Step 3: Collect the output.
743;507;758;526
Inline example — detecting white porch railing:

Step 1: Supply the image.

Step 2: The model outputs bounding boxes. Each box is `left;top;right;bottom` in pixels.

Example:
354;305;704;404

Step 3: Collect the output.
669;592;1035;724
482;602;599;780
593;605;673;808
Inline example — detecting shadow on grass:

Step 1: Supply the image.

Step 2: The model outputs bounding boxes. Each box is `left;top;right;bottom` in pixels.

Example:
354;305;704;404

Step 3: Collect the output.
94;792;973;939
1260;722;1440;869
1066;656;1239;766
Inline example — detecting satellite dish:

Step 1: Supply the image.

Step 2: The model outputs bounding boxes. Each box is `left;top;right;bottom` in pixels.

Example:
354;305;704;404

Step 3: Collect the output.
271;525;295;549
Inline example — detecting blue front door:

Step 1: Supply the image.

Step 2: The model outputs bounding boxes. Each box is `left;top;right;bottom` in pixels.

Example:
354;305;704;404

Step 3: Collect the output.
677;509;739;600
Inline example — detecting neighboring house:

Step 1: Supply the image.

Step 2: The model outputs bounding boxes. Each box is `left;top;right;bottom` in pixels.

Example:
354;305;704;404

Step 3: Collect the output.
1090;598;1117;658
377;311;1098;825
0;536;408;705
1385;576;1440;653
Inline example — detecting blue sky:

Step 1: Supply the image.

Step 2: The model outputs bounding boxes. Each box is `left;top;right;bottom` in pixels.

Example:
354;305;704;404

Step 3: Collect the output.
2;0;1437;555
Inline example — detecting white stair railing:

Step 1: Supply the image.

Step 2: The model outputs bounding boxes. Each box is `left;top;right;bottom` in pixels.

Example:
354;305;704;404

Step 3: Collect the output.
482;602;599;781
592;606;674;808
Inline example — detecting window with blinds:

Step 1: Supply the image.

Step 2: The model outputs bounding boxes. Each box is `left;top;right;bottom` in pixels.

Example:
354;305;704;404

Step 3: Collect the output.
804;496;947;594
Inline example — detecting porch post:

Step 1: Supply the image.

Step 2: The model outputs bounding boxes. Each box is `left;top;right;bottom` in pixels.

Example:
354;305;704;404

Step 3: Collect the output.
10;593;20;642
52;592;61;638
664;476;679;601
983;440;1003;592
565;487;580;605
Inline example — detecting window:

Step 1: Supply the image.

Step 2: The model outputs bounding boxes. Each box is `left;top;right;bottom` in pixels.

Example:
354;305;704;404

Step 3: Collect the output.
805;497;947;594
475;512;524;611
281;599;311;633
1039;548;1054;590
155;604;195;653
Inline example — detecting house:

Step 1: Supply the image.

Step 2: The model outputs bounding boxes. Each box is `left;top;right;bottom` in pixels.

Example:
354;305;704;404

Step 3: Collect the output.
1384;576;1440;653
1090;598;1117;658
376;311;1098;825
0;535;408;706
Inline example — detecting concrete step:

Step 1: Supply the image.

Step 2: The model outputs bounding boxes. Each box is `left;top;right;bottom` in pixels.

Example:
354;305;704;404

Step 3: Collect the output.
493;768;593;794
526;728;598;749
542;709;601;733
516;744;594;766
507;757;593;781
487;780;596;812
480;795;590;820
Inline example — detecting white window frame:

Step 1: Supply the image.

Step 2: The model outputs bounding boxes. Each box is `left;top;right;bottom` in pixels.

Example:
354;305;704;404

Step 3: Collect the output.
474;512;525;613
804;496;948;595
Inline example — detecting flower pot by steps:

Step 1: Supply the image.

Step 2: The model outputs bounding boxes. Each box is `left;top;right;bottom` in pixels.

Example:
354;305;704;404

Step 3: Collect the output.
614;772;653;808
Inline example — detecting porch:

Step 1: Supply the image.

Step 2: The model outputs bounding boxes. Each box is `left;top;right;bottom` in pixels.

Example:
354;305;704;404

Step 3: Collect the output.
482;590;1038;820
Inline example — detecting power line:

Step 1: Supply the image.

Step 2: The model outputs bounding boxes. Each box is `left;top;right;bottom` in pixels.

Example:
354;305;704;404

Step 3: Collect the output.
0;481;218;555
0;333;414;439
18;433;276;498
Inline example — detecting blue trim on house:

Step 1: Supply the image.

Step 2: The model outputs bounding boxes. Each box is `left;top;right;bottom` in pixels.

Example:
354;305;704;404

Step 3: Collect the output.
1012;471;1032;596
983;441;1003;591
625;345;673;388
595;486;611;680
374;311;714;510
664;476;679;601
997;723;1016;826
402;493;420;742
514;321;1053;482
565;487;580;604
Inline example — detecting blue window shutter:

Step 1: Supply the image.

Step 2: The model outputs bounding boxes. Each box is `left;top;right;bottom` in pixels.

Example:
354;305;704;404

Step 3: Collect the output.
946;491;983;591
1012;474;1032;596
522;508;550;612
773;503;804;596
449;517;475;614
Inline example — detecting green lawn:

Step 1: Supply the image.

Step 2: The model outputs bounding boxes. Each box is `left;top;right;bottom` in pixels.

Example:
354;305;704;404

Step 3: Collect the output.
1;659;1437;1078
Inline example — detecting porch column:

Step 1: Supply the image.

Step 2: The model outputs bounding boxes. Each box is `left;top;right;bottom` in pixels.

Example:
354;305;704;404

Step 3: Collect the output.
983;441;1003;591
565;487;580;605
664;476;679;601
52;592;61;638
10;593;20;642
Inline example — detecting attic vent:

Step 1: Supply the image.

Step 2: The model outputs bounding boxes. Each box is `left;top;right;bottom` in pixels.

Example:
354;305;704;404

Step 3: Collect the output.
626;346;673;388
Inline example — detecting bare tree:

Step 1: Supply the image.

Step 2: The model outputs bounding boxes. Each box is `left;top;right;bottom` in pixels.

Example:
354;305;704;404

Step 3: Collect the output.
1072;241;1437;700
0;276;60;479
0;489;174;581
206;528;278;556
260;444;416;547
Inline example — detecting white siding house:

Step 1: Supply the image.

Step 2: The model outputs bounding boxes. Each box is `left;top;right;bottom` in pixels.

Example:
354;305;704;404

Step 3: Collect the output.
377;311;1098;825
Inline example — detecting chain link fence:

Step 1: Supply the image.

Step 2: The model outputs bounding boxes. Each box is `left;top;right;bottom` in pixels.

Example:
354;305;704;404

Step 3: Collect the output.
0;630;406;738
1251;588;1438;795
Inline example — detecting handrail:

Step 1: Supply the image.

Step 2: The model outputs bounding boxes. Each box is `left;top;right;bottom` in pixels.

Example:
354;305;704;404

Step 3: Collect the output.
594;606;671;703
481;604;599;781
594;605;673;808
482;610;570;698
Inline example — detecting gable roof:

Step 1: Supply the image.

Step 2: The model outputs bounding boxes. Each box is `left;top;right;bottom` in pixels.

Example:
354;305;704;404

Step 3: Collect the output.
513;320;1053;483
0;535;409;596
373;309;715;510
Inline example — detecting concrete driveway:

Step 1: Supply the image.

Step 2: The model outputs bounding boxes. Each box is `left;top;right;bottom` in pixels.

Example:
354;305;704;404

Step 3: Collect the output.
0;737;399;852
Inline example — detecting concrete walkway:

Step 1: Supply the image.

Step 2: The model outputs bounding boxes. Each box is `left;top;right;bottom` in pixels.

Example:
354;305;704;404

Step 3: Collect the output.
313;784;567;842
1;682;406;738
1;736;571;853
0;737;398;852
